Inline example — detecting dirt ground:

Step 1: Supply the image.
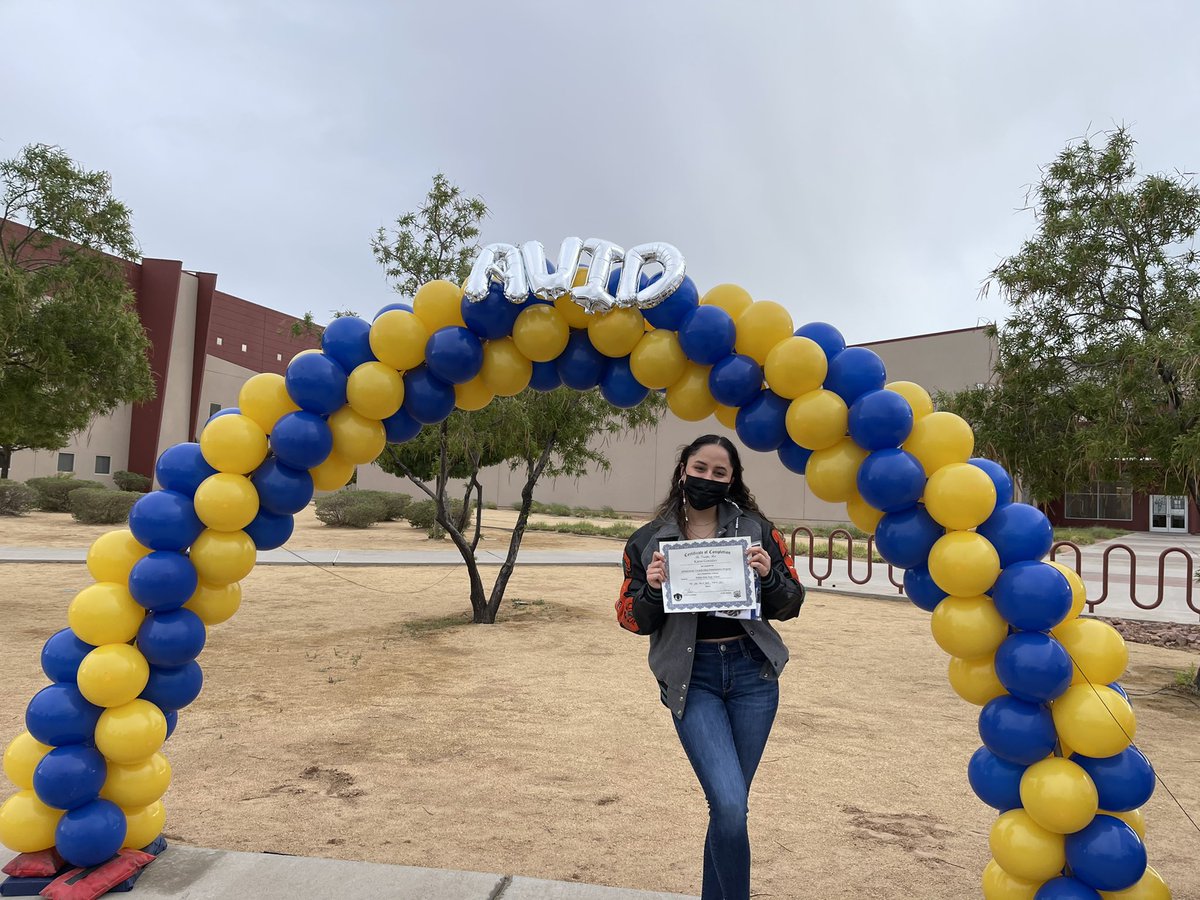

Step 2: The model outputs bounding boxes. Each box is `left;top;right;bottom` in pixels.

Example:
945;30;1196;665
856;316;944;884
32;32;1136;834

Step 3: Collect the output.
1;518;1198;898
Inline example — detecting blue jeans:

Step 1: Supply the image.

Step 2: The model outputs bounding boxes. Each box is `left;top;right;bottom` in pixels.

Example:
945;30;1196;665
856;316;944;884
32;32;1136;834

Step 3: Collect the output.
672;636;780;900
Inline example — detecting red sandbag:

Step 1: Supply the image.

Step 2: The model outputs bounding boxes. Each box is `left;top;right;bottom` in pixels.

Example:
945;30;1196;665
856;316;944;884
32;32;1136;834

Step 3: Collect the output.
2;849;64;878
39;849;155;900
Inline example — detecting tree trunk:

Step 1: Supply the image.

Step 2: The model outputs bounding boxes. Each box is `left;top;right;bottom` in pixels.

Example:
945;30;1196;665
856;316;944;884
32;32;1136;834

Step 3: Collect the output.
469;481;484;554
0;446;10;480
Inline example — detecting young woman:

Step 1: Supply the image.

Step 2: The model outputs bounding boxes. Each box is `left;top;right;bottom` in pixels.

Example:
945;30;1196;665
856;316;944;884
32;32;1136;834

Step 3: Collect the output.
615;434;805;900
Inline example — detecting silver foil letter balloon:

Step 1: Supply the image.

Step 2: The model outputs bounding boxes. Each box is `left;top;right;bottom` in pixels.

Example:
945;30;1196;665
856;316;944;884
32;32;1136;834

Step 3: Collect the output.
617;242;686;309
571;238;624;314
522;237;583;300
464;243;528;303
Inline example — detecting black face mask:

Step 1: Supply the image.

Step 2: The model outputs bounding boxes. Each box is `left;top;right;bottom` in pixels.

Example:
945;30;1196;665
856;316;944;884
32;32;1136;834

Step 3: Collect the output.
682;474;731;511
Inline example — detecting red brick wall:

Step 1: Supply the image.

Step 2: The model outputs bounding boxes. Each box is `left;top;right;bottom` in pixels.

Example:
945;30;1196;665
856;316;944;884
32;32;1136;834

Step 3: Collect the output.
206;291;320;376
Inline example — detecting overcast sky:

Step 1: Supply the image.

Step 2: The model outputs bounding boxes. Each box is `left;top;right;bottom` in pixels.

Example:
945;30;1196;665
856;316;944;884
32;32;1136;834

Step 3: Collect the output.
4;1;1198;344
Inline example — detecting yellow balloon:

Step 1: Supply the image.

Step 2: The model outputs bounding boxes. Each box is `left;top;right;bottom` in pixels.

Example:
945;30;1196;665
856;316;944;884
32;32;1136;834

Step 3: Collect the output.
87;529;151;584
76;644;151;708
925;462;998;530
194;473;259;532
734;300;793;365
290;348;320;364
804;438;867;503
845;494;884;534
1048;561;1088;633
200;414;268;475
904;411;974;476
0;791;61;853
454;374;494;411
701;283;753;321
412;279;466;333
554;293;594;330
122;800;166;850
786;389;849;450
190;529;256;585
886;381;935;420
764;337;828;399
948;654;1007;706
587;307;645;358
185;580;242;626
630;330;688;390
3;733;52;791
480;337;532;396
666;363;717;421
981;858;1041;900
931;595;1009;659
238;373;299;435
68;582;145;645
928;531;1001;597
513;305;570;362
346;362;404;420
309;453;356;491
101;753;172;809
1020;757;1099;834
1102;807;1145;840
369;310;428;371
1052;684;1135;758
1055;618;1128;685
329;406;386;465
713;404;739;430
96;700;167;765
1098;865;1171;899
989;809;1067;882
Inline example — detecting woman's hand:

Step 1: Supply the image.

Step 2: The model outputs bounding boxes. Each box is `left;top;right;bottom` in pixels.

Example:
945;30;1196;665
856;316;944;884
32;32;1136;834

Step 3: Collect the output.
746;544;771;577
646;551;668;589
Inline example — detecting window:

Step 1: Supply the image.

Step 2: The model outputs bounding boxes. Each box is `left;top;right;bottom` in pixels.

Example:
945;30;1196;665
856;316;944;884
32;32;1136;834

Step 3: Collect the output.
276;353;283;361
1064;482;1133;521
216;337;223;346
241;343;247;352
95;456;111;475
57;452;75;473
209;403;222;417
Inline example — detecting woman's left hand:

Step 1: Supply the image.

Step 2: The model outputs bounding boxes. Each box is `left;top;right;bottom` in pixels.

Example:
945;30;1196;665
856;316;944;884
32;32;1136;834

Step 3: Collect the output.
746;545;771;577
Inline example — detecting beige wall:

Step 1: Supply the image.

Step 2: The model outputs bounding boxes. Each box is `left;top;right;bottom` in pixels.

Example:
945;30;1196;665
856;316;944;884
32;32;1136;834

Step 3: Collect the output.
7;404;133;486
156;273;199;460
195;354;258;437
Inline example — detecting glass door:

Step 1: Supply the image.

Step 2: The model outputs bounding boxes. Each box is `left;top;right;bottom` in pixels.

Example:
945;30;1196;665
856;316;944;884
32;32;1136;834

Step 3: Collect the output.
1149;495;1189;533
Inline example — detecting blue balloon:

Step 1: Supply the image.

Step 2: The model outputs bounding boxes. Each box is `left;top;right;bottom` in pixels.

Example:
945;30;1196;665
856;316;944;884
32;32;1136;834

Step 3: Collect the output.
373;301;412;320
26;684;102;747
33;745;107;810
383;406;422;443
425;326;484;385
874;505;942;570
857;449;926;513
969;458;1014;507
777;438;811;475
285;352;348;416
137;609;207;667
794;322;845;361
994;632;1073;703
709;354;763;408
903;564;947;612
735;390;790;452
243;508;294;551
205;406;241;424
678;306;736;365
976;502;1054;569
140;661;204;712
978;695;1058;765
823;346;886;405
967;746;1027;811
164;710;178;740
1034;876;1102;900
155;443;217;496
848;389;914;450
56;799;127;868
993;561;1073;632
128;551;199;612
41;629;95;684
605;266;650;298
1065;815;1147;892
270;411;333;471
320;315;374;374
600;357;650;409
529;360;563;392
461;282;522;339
1108;682;1129;700
1072;748;1155;812
643;275;699;330
252;458;314;516
556;331;607;390
401;366;456;424
129;490;204;553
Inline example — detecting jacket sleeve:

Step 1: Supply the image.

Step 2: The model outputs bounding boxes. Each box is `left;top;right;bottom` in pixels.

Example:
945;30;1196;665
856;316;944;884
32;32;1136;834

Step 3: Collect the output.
615;530;666;635
757;522;804;621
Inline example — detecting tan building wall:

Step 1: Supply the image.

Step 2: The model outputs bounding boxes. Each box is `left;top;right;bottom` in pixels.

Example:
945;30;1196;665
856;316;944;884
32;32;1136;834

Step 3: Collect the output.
156;273;199;462
6;404;134;486
195;355;259;438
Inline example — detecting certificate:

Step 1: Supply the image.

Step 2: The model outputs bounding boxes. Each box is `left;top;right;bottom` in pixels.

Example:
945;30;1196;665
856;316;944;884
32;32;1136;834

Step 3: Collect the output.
661;536;757;613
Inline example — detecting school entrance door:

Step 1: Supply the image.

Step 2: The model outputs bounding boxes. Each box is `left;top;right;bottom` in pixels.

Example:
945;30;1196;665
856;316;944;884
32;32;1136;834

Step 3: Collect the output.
1149;495;1189;533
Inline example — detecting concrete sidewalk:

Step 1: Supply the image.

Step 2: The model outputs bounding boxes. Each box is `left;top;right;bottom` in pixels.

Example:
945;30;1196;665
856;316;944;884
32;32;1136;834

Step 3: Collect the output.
0;846;697;899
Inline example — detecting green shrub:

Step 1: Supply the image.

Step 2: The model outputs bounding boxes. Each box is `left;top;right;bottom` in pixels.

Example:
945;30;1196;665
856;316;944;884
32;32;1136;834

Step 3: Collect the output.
405;499;438;530
0;482;38;516
545;502;572;517
351;490;410;521
27;476;107;512
484;500;497;509
314;491;388;528
113;470;152;493
69;489;140;525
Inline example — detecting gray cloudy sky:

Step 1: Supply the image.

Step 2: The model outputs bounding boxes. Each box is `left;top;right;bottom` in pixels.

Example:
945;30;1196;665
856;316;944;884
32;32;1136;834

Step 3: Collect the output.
4;1;1199;343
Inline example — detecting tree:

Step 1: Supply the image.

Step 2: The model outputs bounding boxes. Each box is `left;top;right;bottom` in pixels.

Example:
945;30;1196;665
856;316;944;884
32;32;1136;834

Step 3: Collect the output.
940;128;1200;520
0;144;154;478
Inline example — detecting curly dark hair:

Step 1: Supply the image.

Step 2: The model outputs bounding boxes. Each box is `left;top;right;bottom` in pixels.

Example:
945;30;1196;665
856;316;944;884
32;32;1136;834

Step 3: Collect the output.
655;434;763;532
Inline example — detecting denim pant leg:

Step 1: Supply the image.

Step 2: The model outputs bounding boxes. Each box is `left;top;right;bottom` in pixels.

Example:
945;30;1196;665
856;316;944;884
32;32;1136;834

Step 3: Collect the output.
672;639;780;900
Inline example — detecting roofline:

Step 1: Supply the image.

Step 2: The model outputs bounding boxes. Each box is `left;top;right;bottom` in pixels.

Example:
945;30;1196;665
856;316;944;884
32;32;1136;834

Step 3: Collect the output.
855;324;992;348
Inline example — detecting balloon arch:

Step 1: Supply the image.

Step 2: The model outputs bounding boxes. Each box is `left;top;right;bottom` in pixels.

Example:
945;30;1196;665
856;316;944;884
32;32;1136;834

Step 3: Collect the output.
0;239;1170;897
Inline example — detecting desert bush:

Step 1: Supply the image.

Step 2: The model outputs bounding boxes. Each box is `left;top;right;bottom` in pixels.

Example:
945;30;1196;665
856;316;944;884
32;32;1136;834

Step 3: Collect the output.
0;482;38;516
26;476;106;512
351;490;410;521
314;491;388;528
69;489;141;525
405;499;438;530
113;470;152;493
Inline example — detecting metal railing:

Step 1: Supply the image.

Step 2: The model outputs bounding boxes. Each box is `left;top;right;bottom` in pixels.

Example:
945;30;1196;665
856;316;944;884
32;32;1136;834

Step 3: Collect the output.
1049;541;1197;617
788;526;905;594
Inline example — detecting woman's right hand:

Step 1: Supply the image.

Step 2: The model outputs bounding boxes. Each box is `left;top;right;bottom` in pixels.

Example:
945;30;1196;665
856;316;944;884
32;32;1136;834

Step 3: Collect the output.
646;551;667;590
